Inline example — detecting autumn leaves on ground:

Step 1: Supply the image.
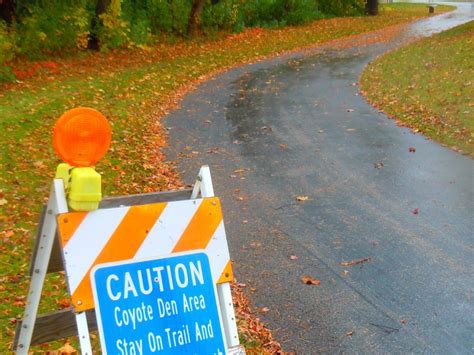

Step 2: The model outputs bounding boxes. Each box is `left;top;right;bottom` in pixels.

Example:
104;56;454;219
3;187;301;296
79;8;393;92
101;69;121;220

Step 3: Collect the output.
361;20;473;156
0;4;453;353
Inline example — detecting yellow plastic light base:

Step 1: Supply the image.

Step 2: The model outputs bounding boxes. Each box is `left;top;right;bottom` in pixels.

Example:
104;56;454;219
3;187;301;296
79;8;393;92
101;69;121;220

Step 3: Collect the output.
55;163;72;189
68;167;102;211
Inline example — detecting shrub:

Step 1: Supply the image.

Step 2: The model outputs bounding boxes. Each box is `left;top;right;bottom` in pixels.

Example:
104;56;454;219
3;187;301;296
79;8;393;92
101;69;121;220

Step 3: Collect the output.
317;0;365;16
169;0;193;35
286;0;323;25
202;0;240;32
205;0;324;30
98;0;131;49
146;0;174;33
0;21;16;82
16;3;92;57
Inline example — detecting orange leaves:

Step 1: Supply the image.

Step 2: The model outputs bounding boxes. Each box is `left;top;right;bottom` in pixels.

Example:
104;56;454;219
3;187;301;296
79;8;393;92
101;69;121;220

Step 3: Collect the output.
231;281;283;353
301;275;321;286
296;195;309;201
58;341;77;353
57;297;71;309
0;5;458;353
360;21;473;156
10;60;60;81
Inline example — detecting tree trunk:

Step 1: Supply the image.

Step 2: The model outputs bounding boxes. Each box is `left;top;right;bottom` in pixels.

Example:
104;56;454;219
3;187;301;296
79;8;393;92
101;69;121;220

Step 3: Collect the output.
88;0;111;50
366;0;378;16
0;0;16;24
188;0;206;37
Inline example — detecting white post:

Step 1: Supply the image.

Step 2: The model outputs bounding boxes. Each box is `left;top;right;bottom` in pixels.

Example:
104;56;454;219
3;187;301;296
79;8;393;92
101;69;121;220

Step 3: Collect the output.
195;166;243;352
76;312;92;354
16;180;68;354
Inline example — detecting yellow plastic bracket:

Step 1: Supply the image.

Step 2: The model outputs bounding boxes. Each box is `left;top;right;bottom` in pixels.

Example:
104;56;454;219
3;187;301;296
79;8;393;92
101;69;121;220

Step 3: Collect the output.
55;163;72;190
55;163;102;211
68;167;102;211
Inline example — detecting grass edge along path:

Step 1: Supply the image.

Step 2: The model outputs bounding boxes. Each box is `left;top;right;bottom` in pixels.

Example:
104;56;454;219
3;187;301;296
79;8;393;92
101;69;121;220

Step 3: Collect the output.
0;4;453;353
360;20;473;156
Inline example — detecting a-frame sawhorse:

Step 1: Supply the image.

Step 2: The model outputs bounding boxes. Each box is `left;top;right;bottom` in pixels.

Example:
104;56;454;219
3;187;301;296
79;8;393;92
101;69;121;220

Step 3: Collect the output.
14;166;244;354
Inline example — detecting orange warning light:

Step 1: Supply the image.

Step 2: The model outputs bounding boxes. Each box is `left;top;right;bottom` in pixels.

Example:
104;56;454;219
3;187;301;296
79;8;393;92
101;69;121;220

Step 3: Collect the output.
53;108;112;167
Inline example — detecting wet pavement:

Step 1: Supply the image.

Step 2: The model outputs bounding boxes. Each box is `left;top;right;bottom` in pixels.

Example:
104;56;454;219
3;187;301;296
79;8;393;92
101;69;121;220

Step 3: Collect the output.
165;4;474;353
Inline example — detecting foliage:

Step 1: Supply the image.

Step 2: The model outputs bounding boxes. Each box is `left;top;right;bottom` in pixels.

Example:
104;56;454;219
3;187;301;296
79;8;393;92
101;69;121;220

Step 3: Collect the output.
139;0;191;35
97;0;131;49
15;2;91;57
0;0;368;64
0;22;16;81
317;0;365;16
0;4;454;352
360;21;473;155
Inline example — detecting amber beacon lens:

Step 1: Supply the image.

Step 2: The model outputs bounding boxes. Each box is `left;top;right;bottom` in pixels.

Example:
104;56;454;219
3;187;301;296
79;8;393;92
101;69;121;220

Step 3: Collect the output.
53;107;112;167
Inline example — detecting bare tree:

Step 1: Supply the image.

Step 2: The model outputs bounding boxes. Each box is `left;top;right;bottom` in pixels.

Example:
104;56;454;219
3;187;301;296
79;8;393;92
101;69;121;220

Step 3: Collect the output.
188;0;206;36
88;0;111;50
366;0;378;16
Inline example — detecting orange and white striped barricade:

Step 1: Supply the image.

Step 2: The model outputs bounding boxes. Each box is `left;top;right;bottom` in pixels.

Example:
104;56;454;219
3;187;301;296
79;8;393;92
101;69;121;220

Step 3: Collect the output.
14;166;244;355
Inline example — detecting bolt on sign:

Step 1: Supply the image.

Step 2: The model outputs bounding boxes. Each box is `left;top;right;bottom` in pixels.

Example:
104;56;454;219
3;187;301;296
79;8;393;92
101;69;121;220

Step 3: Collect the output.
92;252;226;354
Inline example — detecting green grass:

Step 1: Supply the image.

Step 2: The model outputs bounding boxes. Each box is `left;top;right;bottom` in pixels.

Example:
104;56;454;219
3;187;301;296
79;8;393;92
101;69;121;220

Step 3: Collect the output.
361;20;473;155
0;4;454;353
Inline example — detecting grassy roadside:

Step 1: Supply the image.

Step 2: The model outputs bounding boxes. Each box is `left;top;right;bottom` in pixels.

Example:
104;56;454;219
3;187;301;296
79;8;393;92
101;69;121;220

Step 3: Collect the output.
360;20;473;156
0;4;454;353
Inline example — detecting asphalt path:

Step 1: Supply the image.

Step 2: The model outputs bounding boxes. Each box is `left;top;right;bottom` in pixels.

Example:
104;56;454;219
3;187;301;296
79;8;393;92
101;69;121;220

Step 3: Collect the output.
165;4;474;353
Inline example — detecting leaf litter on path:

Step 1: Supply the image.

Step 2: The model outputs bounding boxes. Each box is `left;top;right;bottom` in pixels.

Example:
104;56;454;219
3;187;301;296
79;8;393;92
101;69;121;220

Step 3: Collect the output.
301;275;321;285
340;257;372;267
0;4;452;353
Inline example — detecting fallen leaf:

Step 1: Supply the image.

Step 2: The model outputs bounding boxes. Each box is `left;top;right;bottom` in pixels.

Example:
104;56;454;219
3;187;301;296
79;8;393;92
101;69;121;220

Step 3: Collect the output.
340;257;372;266
234;169;246;173
57;297;71;309
347;109;355;112
3;230;14;238
346;331;354;336
289;255;298;260
58;342;76;353
301;275;321;285
409;147;416;152
374;162;384;169
412;208;419;215
296;195;308;201
0;199;7;206
13;296;25;307
32;161;46;169
257;307;270;314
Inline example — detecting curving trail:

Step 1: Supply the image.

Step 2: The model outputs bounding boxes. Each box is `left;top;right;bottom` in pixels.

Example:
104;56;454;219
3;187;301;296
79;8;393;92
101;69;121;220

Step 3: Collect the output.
165;4;474;353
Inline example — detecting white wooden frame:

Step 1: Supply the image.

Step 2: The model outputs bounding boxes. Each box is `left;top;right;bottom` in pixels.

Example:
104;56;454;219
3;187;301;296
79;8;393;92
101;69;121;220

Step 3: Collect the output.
191;166;244;354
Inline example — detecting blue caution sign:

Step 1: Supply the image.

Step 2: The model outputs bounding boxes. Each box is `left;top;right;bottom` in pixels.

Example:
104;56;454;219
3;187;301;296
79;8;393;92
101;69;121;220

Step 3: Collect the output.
91;252;226;355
